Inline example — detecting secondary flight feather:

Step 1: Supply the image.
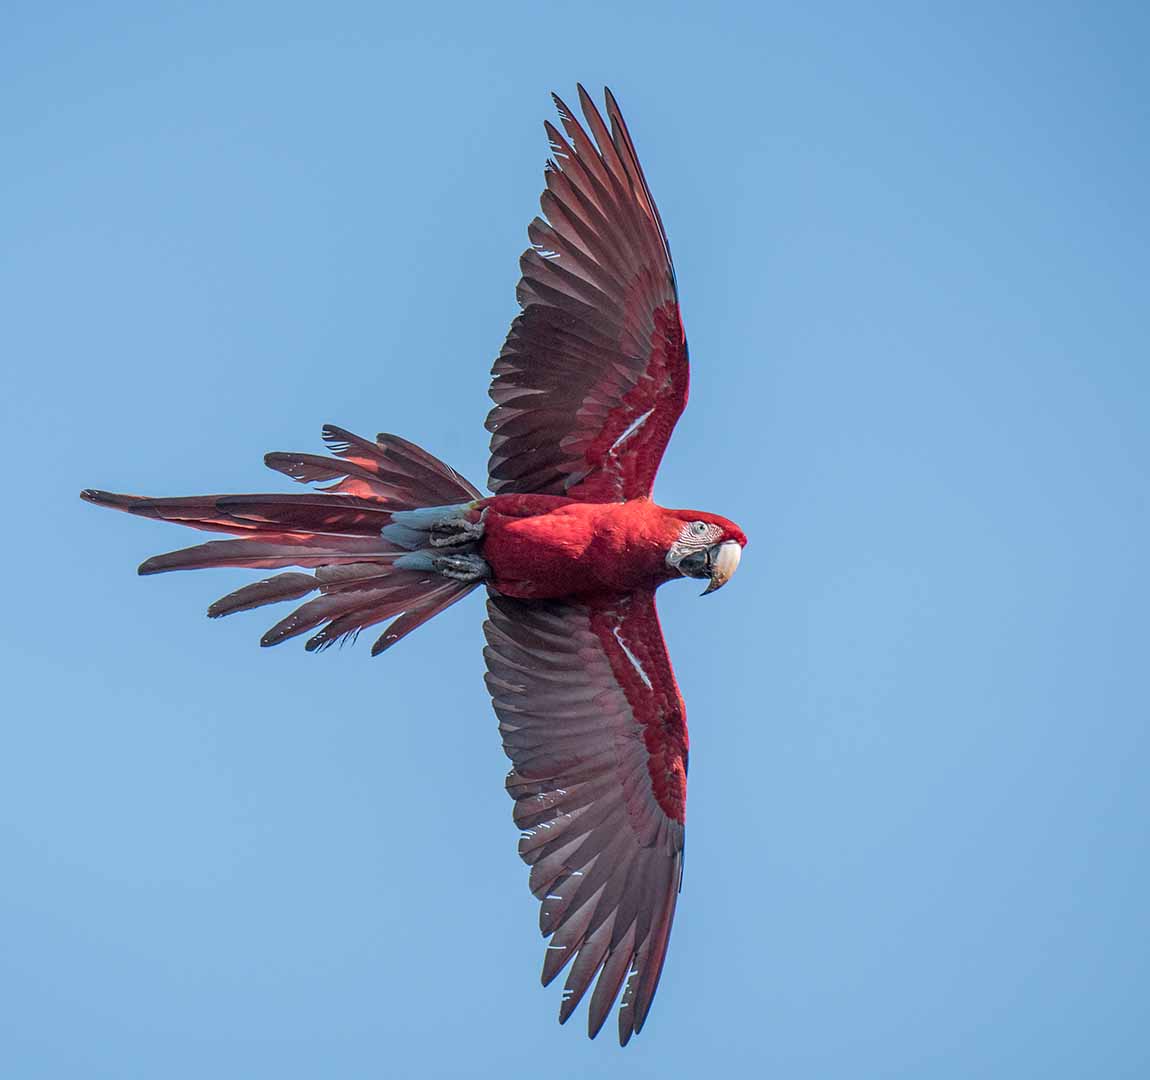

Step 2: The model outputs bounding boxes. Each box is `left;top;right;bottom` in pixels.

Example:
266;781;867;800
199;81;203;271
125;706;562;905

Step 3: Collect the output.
82;86;747;1045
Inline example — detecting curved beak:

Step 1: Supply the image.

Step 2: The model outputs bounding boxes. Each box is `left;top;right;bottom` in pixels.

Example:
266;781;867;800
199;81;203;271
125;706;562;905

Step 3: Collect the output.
701;540;742;595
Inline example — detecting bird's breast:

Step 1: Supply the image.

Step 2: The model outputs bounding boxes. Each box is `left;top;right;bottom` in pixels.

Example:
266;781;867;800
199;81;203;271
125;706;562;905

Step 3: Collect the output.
480;497;668;599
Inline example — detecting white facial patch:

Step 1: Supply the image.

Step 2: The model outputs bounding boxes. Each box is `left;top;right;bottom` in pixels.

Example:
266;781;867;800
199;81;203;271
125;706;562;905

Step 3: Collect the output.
665;520;724;569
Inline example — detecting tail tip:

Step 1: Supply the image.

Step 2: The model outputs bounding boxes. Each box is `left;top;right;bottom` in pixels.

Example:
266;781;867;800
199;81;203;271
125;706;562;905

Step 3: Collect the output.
82;488;142;511
370;634;396;657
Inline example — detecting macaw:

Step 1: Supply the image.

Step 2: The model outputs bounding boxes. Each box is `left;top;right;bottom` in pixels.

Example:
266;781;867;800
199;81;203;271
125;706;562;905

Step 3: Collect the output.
82;86;746;1045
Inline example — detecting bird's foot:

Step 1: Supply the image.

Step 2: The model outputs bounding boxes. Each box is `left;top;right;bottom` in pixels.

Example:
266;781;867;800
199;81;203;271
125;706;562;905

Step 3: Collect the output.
431;553;490;582
393;550;490;582
430;517;485;547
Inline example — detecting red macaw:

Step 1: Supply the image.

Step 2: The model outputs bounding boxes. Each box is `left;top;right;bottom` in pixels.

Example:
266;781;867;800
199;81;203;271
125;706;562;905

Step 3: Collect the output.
82;86;746;1045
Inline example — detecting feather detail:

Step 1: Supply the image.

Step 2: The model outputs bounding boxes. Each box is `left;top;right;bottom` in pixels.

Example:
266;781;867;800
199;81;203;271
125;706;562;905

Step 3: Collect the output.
207;573;319;618
138;536;394;575
370;580;475;656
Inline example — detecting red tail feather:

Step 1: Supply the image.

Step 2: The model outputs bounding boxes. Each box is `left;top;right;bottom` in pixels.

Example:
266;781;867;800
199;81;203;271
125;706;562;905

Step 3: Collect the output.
206;573;319;618
137;536;394;574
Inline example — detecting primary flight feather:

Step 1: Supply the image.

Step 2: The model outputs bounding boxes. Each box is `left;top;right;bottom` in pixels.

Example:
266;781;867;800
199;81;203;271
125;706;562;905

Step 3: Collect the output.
82;85;747;1045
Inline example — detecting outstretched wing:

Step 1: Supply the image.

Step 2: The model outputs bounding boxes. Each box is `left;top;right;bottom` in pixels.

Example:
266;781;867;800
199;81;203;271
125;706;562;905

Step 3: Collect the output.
486;86;689;503
483;589;687;1044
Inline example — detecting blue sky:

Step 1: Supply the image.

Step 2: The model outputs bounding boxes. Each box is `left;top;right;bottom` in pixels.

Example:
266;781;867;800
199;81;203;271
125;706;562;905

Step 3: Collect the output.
4;2;1148;1076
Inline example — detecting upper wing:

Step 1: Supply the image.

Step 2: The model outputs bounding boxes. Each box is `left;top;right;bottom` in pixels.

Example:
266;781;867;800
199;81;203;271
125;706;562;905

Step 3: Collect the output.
486;86;689;503
483;589;687;1044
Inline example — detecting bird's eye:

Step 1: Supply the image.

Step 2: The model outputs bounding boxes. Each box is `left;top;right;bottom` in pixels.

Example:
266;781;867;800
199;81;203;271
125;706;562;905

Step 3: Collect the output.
692;521;708;536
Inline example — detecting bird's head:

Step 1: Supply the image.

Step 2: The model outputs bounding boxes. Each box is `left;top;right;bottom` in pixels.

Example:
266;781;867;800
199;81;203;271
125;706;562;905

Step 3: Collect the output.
664;511;747;595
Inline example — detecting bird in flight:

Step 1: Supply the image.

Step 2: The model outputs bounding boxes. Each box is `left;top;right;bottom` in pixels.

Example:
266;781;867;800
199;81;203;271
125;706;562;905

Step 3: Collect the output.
82;86;746;1045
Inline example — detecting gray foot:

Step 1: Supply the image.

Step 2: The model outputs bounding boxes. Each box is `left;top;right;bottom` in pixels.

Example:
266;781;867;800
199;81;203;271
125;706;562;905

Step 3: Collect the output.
431;553;489;582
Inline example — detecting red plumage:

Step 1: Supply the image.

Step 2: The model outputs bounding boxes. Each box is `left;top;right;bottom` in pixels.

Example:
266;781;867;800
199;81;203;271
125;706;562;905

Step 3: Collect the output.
82;87;746;1045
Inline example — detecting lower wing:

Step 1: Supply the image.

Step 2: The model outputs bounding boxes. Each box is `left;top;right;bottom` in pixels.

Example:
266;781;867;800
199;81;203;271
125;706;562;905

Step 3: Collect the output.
483;588;688;1044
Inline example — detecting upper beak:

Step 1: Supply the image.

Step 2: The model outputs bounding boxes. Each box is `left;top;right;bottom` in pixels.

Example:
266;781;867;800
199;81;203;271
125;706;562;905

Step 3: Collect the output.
701;540;742;595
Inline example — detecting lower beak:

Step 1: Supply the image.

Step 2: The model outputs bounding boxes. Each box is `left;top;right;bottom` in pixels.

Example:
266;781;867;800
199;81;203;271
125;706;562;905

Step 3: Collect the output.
702;540;742;595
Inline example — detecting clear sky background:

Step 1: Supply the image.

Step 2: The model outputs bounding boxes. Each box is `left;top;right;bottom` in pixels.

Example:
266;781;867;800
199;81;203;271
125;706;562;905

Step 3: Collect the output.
4;2;1148;1077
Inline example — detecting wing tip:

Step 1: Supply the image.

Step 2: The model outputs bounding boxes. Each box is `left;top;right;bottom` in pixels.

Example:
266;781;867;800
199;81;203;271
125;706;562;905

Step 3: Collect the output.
550;90;572;120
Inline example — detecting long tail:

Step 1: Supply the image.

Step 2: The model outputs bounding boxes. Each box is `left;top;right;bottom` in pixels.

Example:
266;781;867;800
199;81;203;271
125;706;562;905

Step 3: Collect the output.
82;426;487;655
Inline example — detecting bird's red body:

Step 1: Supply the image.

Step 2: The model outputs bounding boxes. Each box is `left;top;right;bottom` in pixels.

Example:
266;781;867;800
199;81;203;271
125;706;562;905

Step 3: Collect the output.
481;495;745;598
83;87;746;1045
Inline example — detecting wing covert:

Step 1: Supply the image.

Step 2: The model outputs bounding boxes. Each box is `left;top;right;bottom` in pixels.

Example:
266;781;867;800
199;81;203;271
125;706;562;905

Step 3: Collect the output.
483;589;687;1044
486;86;689;503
